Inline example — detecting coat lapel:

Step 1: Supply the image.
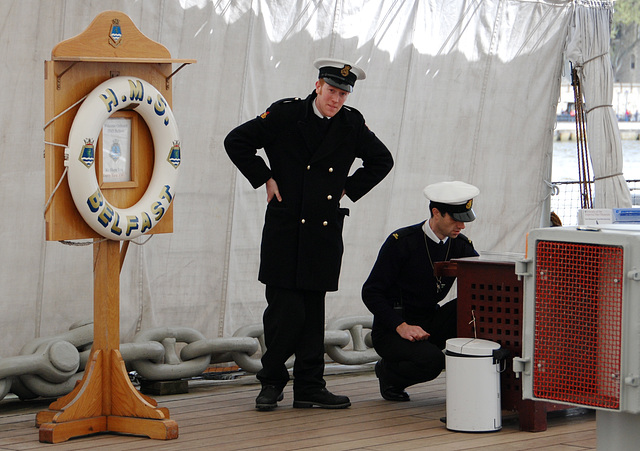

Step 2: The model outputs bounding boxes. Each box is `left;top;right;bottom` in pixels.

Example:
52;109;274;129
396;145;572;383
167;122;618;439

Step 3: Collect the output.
310;117;352;163
298;119;319;160
297;93;354;163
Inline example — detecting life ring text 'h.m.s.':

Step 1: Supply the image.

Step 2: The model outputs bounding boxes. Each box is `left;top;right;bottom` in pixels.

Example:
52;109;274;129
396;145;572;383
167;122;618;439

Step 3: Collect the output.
66;76;180;240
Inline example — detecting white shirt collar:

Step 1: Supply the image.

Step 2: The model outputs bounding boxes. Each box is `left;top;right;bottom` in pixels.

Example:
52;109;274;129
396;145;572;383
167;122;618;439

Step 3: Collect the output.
312;99;331;119
423;219;448;244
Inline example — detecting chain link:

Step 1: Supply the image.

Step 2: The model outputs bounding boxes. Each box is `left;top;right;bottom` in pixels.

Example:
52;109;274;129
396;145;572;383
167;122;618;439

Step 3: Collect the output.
0;316;379;401
8;322;93;400
324;316;378;365
130;327;211;380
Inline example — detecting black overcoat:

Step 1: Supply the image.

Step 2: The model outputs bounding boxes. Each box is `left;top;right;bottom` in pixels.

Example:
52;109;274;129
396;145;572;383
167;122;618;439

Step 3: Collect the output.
224;91;393;291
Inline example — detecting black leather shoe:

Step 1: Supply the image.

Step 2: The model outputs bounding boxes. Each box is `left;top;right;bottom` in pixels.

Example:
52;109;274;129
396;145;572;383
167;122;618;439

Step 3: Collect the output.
293;388;351;409
375;360;410;402
255;385;285;411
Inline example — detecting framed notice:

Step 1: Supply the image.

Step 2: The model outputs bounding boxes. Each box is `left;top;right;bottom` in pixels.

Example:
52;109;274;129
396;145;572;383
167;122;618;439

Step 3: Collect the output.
97;111;138;188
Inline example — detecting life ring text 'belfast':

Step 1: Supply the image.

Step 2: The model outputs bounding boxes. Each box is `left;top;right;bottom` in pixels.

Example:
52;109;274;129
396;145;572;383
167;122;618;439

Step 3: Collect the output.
67;76;181;240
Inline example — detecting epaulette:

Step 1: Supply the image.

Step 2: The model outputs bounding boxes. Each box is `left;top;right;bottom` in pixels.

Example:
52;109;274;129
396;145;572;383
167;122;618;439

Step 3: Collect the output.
260;97;302;119
391;226;418;240
272;97;301;107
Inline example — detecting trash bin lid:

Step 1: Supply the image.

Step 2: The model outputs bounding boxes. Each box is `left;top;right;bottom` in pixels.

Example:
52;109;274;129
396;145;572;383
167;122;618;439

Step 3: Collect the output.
446;338;501;357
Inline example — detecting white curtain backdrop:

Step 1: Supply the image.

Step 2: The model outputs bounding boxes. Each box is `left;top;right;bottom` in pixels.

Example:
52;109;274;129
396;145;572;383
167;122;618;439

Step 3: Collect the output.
565;0;632;209
0;0;580;357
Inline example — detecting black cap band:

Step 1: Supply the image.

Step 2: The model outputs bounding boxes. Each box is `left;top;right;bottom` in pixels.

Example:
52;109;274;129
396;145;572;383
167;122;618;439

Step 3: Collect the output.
430;201;476;222
318;65;357;89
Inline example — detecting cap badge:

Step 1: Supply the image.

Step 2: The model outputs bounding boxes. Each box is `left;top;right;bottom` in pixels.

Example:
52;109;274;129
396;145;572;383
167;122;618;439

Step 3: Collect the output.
465;199;473;210
341;65;352;77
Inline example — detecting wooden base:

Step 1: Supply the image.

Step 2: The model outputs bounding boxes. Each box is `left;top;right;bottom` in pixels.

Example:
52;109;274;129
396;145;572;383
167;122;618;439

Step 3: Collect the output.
36;226;178;442
37;348;178;443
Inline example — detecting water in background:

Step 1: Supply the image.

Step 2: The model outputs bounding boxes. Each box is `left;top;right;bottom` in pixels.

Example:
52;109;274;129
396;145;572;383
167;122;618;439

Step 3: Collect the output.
551;139;640;225
552;139;640;182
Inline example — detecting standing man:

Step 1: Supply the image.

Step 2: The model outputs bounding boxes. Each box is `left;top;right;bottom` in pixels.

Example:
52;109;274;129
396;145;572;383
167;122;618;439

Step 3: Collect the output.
224;58;393;411
362;181;479;402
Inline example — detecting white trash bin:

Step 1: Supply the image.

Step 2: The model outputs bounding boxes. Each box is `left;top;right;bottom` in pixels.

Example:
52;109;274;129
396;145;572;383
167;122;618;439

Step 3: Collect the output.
445;338;507;432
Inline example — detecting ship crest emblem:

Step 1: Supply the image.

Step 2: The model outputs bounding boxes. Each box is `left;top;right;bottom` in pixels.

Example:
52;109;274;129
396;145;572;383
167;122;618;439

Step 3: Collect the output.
109;19;122;48
167;141;181;169
79;139;95;168
341;65;352;76
109;140;121;161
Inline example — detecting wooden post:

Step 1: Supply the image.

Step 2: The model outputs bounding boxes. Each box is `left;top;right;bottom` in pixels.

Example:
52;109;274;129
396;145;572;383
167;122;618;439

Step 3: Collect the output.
36;240;178;443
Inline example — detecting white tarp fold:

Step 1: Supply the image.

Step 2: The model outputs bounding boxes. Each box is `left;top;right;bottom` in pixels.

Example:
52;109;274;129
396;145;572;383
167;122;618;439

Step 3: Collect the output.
565;0;632;208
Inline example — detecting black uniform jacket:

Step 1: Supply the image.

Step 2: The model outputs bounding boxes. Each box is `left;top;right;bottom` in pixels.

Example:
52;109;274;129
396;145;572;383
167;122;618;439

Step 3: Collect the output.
224;91;393;292
362;221;478;332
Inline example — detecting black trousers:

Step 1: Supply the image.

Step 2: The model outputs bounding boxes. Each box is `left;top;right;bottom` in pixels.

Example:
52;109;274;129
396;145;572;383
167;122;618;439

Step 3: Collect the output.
372;300;457;389
257;286;326;396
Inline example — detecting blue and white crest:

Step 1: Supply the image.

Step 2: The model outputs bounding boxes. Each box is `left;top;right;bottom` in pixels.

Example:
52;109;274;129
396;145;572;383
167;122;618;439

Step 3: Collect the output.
109;141;121;161
109;19;122;48
79;139;95;168
167;141;181;169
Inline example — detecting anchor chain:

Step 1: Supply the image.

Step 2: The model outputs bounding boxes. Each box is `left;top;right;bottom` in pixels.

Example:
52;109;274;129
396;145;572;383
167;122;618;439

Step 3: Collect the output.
0;316;379;402
324;316;378;365
8;321;93;400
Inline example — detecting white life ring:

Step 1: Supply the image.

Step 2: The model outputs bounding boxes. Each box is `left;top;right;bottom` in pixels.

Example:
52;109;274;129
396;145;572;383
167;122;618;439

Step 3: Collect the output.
67;76;180;240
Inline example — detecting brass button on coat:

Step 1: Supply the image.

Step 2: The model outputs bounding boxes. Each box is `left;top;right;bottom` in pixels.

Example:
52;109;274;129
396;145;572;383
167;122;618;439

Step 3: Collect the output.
323;221;328;226
327;195;333;200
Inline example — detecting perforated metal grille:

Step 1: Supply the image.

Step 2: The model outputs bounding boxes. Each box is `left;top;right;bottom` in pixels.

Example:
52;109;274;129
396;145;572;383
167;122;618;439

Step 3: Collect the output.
533;240;624;410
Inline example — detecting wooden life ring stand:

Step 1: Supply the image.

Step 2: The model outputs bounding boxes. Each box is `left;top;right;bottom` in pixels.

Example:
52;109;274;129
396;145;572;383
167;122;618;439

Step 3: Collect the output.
66;76;180;240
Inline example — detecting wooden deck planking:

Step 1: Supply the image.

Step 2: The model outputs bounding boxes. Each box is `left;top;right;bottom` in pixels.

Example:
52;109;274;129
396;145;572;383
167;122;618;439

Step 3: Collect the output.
0;367;596;450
